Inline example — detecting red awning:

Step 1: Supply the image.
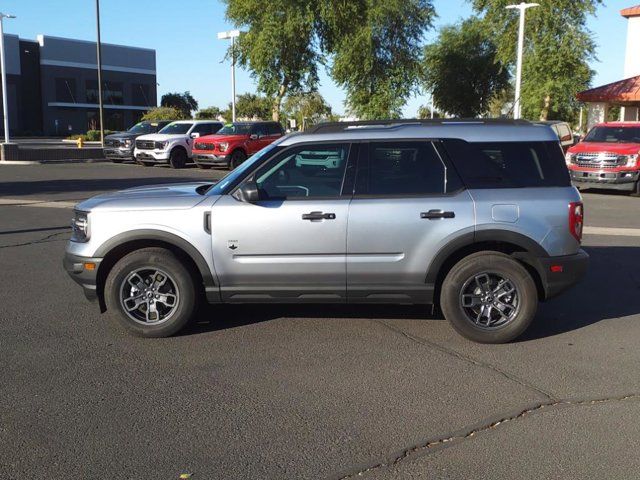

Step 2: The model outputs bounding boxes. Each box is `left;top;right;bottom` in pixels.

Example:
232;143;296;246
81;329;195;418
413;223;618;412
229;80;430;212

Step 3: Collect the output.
621;5;640;18
576;76;640;103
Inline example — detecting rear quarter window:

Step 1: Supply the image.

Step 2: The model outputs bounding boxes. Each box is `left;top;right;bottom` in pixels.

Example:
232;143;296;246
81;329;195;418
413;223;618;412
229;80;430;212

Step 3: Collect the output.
441;139;570;188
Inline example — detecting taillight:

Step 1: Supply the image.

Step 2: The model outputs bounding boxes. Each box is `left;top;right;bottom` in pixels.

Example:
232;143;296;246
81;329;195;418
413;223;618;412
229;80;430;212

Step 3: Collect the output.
569;201;584;243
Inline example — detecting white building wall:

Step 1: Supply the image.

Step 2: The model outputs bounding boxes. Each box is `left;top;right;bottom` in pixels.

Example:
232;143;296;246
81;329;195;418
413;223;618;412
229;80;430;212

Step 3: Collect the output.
624;16;640;78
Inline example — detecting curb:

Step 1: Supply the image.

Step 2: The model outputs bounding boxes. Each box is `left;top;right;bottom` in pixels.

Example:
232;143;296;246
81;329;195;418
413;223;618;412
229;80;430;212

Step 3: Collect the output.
0;158;110;165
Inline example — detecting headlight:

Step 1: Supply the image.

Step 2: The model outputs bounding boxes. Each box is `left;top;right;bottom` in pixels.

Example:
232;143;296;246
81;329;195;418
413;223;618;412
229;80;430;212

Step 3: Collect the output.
626;154;638;167
565;152;575;165
155;141;169;150
219;142;229;152
123;139;132;148
71;210;90;242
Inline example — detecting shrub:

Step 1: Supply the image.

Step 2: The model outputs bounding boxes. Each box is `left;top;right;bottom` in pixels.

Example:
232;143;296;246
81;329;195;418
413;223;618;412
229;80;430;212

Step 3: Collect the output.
142;106;187;122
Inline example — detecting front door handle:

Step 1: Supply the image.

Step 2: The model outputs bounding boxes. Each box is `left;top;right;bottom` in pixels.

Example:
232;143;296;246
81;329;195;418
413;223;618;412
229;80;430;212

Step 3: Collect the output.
302;211;336;221
421;210;455;220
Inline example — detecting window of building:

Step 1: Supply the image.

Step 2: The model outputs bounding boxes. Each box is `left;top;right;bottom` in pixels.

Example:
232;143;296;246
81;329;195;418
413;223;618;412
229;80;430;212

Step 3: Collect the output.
55;78;77;103
132;83;152;106
85;80;124;105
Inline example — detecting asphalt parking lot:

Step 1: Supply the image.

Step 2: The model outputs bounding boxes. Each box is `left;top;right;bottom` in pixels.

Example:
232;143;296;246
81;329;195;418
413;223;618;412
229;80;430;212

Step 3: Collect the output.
2;161;640;479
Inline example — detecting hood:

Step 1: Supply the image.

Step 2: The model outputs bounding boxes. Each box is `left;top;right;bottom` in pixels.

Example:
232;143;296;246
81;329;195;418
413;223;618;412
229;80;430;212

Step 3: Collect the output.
136;133;188;142
105;132;137;141
569;141;640;155
76;182;215;212
197;133;249;144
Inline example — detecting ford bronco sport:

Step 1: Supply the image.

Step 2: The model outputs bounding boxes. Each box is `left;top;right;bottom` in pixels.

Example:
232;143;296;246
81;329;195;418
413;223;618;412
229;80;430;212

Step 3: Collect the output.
64;119;588;343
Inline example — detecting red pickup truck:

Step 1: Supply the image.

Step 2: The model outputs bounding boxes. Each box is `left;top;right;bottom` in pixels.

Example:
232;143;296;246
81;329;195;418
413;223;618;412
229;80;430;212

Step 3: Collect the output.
192;121;284;169
566;122;640;194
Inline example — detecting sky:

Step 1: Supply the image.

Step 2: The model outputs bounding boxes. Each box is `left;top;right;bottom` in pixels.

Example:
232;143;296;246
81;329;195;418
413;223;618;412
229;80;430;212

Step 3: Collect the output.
0;0;633;117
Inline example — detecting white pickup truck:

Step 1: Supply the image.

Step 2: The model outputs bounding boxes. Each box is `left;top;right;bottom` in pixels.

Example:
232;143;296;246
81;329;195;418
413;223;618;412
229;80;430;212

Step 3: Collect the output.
134;120;223;168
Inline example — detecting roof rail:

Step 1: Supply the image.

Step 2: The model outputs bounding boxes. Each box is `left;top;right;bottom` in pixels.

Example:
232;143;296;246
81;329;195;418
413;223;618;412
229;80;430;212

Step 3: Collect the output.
307;118;531;134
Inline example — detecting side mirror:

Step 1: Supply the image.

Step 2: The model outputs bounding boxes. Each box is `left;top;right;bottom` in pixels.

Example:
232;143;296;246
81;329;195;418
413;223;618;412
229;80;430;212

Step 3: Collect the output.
249;134;258;140
191;132;200;139
236;182;260;203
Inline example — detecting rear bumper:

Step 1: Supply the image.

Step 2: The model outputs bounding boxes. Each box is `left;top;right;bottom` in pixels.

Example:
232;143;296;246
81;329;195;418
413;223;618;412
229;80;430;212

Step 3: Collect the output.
63;251;103;301
193;153;230;166
570;169;639;191
530;249;590;300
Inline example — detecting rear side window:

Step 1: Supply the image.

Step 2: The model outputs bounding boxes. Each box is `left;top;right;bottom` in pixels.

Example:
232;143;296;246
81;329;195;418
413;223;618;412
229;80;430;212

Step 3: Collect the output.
357;142;451;196
442;139;570;188
267;123;283;135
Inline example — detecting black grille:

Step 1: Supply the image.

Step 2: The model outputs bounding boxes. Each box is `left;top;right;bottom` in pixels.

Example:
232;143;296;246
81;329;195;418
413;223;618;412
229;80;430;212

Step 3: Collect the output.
104;138;121;147
135;140;155;150
194;142;215;151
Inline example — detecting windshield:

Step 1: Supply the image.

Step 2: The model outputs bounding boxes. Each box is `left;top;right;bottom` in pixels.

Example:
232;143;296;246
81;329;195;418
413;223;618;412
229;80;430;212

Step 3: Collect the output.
158;123;193;135
584;126;640;143
127;122;154;134
216;124;253;135
206;143;281;195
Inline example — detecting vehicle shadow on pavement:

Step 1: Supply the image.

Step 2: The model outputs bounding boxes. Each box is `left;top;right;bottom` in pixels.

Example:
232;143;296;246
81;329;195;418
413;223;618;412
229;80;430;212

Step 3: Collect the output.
184;245;640;341
0;177;213;197
522;245;640;340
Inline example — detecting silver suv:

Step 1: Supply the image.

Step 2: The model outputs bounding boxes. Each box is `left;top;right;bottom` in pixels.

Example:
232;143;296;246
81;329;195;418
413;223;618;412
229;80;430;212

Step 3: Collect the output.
64;120;589;343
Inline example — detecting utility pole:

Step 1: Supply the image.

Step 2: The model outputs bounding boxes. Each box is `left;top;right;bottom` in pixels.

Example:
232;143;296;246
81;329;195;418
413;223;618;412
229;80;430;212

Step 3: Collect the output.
217;30;241;122
506;2;539;119
0;12;16;144
95;0;105;146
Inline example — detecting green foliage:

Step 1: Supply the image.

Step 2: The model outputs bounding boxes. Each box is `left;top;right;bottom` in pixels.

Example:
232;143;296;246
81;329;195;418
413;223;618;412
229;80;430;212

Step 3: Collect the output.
416;104;441;119
471;0;603;121
235;93;273;120
423;19;510;118
320;0;435;119
283;91;333;130
224;0;319;120
196;106;223;120
67;130;115;141
141;107;187;122
160;92;199;118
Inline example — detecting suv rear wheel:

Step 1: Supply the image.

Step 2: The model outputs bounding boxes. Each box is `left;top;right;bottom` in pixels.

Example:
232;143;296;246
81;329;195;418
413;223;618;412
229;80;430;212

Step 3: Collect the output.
440;252;537;343
104;248;197;337
169;148;187;169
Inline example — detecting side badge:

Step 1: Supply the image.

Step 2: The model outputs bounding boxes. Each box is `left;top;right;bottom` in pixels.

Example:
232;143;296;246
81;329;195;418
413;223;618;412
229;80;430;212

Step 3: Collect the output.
227;240;238;251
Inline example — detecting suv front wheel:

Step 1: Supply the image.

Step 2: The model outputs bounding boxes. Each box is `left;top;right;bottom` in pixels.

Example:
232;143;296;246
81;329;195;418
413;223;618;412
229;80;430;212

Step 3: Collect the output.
440;252;538;343
104;248;197;337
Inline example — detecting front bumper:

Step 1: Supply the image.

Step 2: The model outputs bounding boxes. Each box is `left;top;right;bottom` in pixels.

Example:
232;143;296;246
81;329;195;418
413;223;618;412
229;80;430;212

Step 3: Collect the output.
570;169;639;191
193;153;230;166
63;251;103;301
531;249;590;300
134;150;171;163
104;147;134;160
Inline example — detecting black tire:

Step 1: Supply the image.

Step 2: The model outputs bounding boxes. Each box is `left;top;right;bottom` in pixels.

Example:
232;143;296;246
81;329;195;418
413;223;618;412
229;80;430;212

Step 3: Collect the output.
440;251;538;344
631;180;640;197
169;148;187;169
104;248;198;338
111;159;124;164
197;163;211;169
229;150;247;170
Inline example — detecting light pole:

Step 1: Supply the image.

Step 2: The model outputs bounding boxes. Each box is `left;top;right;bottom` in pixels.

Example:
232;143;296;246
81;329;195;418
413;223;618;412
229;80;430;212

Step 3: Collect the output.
217;30;240;122
506;2;539;119
0;12;16;144
95;0;105;146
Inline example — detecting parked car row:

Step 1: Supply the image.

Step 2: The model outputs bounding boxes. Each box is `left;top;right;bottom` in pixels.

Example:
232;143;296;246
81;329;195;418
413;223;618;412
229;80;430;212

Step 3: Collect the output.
103;120;284;170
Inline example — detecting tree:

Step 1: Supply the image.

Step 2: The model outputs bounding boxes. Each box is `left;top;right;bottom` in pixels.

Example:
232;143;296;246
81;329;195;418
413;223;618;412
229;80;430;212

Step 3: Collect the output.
224;0;319;121
422;19;510;118
319;0;435;119
141;106;187;122
283;91;332;130
160;91;199;118
471;0;603;121
195;106;223;120
416;104;441;119
235;93;272;120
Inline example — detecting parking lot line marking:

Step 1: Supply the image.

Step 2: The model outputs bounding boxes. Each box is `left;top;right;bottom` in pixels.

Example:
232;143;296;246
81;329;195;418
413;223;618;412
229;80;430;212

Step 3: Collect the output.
0;198;78;209
584;226;640;237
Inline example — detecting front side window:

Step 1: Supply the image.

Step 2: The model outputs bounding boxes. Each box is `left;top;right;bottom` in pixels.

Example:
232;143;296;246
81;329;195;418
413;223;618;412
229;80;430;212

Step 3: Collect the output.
267;123;283;135
360;142;446;196
217;124;252;135
159;123;193;135
56;78;76;102
584;126;640;143
253;144;350;199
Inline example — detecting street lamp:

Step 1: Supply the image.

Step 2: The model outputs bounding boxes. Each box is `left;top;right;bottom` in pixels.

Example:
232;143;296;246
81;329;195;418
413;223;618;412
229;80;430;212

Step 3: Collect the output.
506;2;539;119
95;0;105;146
217;29;241;122
0;12;16;144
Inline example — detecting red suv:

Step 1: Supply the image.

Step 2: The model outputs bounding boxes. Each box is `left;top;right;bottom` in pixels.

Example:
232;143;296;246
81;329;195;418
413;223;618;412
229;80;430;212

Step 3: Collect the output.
566;122;640;194
192;121;284;169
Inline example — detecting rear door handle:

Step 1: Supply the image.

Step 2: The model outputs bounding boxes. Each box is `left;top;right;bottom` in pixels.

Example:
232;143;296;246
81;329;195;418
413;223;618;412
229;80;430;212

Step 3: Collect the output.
302;211;336;221
421;210;455;220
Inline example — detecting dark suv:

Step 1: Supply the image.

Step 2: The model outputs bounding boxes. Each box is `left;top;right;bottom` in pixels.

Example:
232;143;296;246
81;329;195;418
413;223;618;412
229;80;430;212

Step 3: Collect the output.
103;121;173;163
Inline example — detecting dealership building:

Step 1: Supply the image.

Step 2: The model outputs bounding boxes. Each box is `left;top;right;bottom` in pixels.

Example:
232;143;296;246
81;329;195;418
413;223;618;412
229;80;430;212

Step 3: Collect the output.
1;34;157;136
